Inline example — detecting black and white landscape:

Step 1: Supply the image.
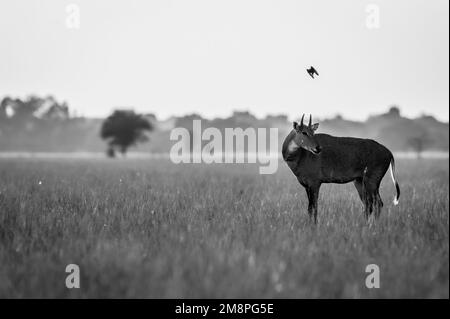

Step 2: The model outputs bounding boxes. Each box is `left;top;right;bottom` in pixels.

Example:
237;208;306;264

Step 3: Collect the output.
0;0;448;299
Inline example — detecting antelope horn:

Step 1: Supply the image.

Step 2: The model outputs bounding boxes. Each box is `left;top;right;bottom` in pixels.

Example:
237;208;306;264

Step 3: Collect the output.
309;114;312;127
300;114;305;127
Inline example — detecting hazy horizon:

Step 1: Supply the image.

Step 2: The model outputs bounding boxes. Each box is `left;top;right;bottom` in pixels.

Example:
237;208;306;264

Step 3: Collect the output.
1;0;448;122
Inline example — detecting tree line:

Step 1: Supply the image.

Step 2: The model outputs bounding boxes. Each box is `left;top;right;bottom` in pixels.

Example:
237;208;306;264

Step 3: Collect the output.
1;96;448;157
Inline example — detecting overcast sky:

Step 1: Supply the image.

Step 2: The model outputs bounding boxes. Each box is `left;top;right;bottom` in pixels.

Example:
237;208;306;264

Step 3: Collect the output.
0;0;448;121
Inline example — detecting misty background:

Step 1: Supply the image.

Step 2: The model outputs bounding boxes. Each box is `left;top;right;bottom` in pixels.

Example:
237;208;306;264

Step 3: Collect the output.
0;0;448;155
0;95;448;155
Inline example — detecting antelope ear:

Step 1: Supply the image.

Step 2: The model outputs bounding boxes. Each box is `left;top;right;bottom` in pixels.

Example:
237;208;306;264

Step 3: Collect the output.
293;121;299;130
311;123;319;131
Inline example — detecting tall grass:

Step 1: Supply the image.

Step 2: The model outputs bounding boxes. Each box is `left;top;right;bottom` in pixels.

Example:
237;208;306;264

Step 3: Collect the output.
0;158;448;298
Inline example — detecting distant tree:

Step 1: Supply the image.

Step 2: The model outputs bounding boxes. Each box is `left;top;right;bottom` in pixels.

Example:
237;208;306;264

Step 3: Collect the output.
100;110;153;155
408;133;430;159
42;97;70;120
387;105;401;118
106;146;116;158
0;95;70;122
0;97;12;120
9;95;46;120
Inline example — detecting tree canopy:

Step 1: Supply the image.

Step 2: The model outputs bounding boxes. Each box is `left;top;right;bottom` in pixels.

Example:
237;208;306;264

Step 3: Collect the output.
100;110;153;155
0;95;69;122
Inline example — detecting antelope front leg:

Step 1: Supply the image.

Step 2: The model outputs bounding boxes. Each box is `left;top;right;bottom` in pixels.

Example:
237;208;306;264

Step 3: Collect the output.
305;185;321;224
311;185;321;224
305;186;314;220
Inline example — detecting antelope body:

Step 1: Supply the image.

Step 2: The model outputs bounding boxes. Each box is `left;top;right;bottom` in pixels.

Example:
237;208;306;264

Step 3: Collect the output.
282;115;400;223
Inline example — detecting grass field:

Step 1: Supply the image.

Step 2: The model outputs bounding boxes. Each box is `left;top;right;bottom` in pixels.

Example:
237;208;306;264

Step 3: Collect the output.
0;158;448;298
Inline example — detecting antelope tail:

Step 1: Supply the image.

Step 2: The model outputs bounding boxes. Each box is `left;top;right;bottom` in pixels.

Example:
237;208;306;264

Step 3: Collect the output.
389;156;401;205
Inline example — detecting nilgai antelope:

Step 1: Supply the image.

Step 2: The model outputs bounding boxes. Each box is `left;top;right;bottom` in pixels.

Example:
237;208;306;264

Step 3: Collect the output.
282;114;400;224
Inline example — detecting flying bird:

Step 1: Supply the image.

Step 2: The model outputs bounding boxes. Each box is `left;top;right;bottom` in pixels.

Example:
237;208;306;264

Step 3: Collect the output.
307;66;319;79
